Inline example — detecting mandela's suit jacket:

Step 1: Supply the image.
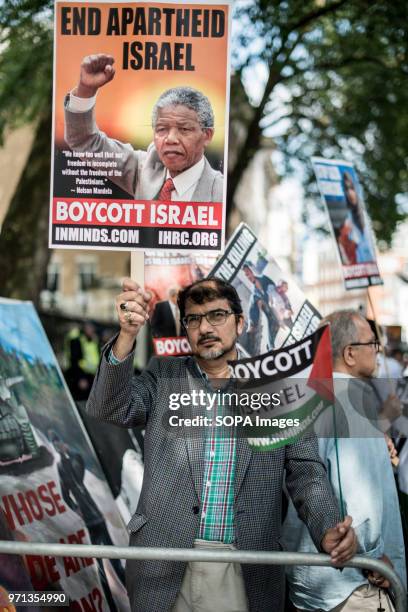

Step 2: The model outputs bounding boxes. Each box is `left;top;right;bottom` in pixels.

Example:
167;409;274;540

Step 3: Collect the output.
150;300;177;338
86;346;340;612
64;105;224;202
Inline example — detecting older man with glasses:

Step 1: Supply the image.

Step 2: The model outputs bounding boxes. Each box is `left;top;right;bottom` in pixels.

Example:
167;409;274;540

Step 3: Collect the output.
87;279;357;612
283;309;405;612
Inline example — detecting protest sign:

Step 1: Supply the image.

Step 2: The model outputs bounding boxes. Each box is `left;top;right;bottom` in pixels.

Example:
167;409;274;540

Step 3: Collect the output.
209;223;321;356
229;325;334;451
144;249;217;355
50;0;231;253
0;299;130;611
312;157;383;290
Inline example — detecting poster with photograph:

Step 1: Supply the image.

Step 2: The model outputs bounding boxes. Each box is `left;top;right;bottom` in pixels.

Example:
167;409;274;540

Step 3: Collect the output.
50;0;231;252
312;157;383;290
209;223;321;356
144;249;217;355
0;299;130;611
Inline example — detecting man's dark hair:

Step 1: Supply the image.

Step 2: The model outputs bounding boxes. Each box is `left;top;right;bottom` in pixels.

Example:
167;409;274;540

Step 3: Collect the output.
177;278;243;321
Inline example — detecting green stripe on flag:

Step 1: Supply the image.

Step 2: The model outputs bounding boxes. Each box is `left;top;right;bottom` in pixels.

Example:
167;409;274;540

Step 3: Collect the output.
247;396;332;451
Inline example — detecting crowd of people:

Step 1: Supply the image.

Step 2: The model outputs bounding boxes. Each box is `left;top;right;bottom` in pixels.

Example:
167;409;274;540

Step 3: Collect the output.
77;276;408;612
58;53;408;612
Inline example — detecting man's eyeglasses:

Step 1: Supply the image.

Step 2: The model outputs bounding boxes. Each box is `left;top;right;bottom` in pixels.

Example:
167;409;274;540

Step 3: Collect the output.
347;340;381;353
182;309;235;329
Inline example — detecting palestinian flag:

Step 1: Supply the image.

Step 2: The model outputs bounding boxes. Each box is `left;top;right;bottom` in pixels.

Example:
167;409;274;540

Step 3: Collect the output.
229;325;334;450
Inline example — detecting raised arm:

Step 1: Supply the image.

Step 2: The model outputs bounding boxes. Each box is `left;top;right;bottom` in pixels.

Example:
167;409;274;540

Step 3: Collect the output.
64;54;144;197
86;278;155;428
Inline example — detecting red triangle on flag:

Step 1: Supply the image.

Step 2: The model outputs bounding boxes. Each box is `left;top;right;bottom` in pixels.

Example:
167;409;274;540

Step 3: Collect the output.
307;325;334;402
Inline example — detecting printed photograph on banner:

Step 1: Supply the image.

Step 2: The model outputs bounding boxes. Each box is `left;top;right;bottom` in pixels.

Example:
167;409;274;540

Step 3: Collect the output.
144;250;218;356
0;299;130;611
228;325;334;451
50;0;231;252
312;157;383;290
209;223;321;356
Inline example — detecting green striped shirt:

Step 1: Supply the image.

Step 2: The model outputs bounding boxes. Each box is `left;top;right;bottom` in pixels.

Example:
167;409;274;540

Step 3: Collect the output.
198;400;237;543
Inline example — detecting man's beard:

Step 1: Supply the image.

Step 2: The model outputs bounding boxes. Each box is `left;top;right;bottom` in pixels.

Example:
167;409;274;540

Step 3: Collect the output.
198;346;227;360
194;334;237;361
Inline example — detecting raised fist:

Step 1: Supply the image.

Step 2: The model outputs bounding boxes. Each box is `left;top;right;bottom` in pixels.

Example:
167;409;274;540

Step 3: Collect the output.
75;54;115;98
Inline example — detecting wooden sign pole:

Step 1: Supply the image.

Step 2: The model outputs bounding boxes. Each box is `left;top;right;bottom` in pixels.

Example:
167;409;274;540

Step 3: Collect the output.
130;250;148;367
130;251;145;287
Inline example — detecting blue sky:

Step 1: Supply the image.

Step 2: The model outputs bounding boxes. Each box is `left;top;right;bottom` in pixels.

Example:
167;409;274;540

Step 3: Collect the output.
0;300;55;365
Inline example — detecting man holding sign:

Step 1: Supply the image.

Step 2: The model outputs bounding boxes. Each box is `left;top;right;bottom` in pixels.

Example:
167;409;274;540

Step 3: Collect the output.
87;278;357;612
64;54;223;202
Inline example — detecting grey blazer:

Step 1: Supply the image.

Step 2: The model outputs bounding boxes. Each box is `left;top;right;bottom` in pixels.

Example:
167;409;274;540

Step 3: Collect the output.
86;346;340;612
64;105;224;202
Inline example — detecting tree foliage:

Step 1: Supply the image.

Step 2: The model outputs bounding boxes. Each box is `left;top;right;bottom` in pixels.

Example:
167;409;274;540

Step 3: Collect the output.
0;0;407;302
229;0;408;243
0;0;53;140
0;0;53;303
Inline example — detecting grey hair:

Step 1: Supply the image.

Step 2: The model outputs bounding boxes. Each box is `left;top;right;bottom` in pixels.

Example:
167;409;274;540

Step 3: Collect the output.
319;309;363;362
152;87;214;129
168;287;179;298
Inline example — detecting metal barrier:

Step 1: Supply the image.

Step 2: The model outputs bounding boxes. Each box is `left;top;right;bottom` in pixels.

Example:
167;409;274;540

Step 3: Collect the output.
0;540;406;612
